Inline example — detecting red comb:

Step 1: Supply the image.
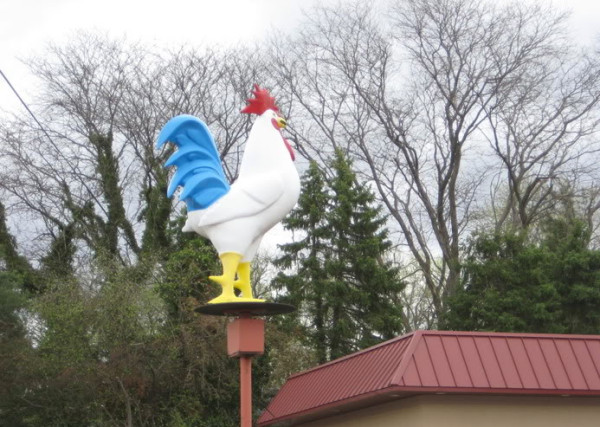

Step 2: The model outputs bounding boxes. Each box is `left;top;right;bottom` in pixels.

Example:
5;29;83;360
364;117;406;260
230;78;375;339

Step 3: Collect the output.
241;84;279;115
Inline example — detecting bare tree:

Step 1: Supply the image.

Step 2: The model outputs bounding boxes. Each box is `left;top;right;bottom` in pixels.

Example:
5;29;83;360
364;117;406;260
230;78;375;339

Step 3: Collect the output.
484;41;600;231
0;34;269;270
0;34;145;265
268;0;600;323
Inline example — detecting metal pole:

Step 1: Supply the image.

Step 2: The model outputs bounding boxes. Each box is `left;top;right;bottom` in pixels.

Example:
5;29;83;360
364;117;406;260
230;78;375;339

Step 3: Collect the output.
240;355;253;427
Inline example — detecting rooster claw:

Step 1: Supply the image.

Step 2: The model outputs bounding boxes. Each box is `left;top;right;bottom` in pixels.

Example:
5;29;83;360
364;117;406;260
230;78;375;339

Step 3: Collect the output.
208;275;236;303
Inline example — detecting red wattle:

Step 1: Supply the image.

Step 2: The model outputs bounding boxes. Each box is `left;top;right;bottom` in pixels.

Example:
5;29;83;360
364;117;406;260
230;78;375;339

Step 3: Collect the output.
284;138;295;161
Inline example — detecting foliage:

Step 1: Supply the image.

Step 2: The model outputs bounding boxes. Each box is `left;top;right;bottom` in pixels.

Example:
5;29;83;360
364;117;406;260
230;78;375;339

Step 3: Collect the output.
273;152;404;362
443;216;600;334
0;201;42;293
272;161;332;362
0;269;31;426
0;253;246;426
156;233;220;318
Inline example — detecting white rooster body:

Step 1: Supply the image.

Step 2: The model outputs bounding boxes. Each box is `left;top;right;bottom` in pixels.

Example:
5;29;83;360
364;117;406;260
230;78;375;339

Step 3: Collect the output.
183;109;300;260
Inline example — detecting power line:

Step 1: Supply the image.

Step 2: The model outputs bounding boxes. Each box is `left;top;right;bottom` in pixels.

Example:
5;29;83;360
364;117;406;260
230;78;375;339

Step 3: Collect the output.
0;68;55;145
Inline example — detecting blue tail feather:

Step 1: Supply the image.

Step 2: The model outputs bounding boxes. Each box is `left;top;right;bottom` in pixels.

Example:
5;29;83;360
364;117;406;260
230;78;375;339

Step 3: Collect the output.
164;145;202;167
157;115;230;210
179;171;227;200
167;161;199;198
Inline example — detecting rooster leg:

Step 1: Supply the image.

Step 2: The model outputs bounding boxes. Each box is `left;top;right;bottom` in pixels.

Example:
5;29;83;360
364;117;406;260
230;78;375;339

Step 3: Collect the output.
234;262;265;302
208;252;241;304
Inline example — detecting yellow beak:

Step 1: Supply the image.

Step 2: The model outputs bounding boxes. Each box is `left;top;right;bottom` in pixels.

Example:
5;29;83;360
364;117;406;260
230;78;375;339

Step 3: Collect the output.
276;116;287;129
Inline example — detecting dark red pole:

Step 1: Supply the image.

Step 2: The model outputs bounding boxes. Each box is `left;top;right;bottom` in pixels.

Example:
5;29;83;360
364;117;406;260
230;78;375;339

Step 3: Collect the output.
227;315;265;427
197;301;294;427
240;355;253;427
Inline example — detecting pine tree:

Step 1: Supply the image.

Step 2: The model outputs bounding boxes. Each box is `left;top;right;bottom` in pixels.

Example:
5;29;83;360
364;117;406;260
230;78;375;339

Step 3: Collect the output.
327;150;404;358
273;161;333;363
273;152;404;362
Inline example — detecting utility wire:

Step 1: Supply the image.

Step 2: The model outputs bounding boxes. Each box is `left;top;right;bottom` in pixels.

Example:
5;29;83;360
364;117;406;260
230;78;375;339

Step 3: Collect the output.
0;68;55;145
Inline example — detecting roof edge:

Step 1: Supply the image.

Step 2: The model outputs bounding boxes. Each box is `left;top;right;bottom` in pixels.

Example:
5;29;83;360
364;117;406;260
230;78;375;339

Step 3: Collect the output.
258;385;402;426
287;331;418;380
286;330;600;382
259;384;600;426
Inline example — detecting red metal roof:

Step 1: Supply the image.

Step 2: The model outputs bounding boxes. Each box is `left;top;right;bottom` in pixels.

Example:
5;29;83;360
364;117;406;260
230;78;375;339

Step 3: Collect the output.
258;330;600;426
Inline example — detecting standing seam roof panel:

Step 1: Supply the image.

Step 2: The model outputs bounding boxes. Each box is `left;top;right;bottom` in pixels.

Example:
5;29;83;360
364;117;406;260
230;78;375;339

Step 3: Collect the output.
523;339;555;389
426;336;456;387
413;339;439;386
572;340;600;388
556;339;588;389
399;356;421;386
443;336;473;388
586;341;600;375
460;336;490;388
540;339;571;389
507;338;539;389
475;337;507;388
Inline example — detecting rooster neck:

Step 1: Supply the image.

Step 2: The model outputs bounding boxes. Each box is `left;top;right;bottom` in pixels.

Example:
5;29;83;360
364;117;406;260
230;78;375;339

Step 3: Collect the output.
238;113;292;177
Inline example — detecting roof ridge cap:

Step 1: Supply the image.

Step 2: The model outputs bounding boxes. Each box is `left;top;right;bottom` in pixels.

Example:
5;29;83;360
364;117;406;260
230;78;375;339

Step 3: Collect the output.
388;330;424;386
427;330;600;340
287;331;418;380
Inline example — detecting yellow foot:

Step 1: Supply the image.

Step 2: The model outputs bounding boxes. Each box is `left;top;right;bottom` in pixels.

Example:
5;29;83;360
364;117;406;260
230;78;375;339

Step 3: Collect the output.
208;275;265;304
208;273;237;304
207;252;241;304
234;261;259;300
234;279;252;296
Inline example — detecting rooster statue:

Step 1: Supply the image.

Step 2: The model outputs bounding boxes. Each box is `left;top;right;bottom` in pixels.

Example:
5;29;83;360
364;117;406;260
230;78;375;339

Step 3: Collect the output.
156;85;300;304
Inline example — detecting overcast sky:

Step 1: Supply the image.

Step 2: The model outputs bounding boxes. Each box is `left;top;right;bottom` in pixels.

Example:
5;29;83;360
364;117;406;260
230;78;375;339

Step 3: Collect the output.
0;0;328;113
0;0;598;255
1;0;599;115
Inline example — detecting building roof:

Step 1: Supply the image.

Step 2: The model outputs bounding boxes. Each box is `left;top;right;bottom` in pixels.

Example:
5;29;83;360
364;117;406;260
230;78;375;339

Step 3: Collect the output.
258;330;600;426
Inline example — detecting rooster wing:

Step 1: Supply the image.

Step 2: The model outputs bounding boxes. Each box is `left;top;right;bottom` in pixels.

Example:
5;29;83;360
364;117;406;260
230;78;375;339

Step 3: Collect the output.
193;172;285;228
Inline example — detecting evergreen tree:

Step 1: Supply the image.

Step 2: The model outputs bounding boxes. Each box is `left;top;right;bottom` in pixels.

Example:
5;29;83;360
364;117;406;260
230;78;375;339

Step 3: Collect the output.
327;151;404;358
273;152;404;362
443;216;600;334
273;161;332;363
